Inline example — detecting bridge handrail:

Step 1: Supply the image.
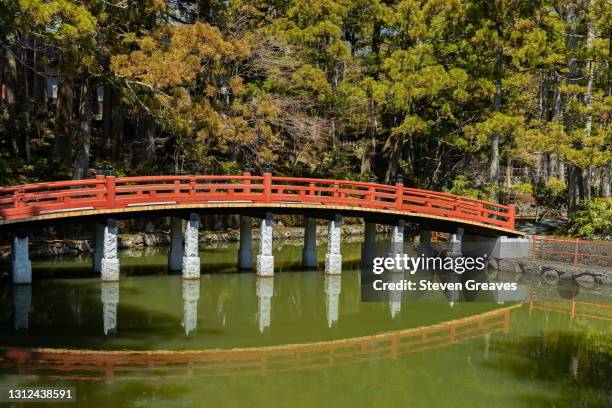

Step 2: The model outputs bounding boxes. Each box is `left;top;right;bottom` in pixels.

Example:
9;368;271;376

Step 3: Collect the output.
0;173;515;230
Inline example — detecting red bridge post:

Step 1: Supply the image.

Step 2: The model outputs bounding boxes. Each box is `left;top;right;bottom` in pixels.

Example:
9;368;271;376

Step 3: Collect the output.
507;204;515;229
105;176;116;209
395;177;404;210
263;171;272;202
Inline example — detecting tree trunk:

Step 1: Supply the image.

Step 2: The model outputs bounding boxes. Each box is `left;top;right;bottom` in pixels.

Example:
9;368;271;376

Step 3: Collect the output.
505;158;512;190
602;163;611;198
102;83;113;155
22;42;32;161
54;74;74;170
564;2;579;212
360;94;377;175
489;44;503;187
4;46;19;157
73;77;92;180
383;133;403;183
360;21;382;176
568;166;579;212
110;89;124;162
33;41;48;143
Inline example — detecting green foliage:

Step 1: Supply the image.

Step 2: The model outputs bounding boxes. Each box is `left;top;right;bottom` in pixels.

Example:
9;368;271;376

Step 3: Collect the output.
569;198;612;238
445;176;485;200
511;183;533;195
533;178;567;209
0;0;610;212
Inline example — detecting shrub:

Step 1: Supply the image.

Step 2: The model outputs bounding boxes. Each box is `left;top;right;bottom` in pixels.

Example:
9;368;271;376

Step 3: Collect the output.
569;198;612;238
533;178;567;208
446;176;485;199
511;183;533;195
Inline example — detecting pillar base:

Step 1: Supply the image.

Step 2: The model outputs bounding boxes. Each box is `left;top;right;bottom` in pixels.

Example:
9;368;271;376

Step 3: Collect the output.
238;249;253;270
168;249;184;271
302;248;318;269
325;253;342;274
182;257;201;279
101;258;120;281
256;255;274;277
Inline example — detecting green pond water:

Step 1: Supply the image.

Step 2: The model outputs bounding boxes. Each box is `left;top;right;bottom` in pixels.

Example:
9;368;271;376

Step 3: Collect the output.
0;240;610;407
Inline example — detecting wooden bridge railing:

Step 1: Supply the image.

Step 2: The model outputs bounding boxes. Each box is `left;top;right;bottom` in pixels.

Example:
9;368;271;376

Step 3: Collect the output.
0;173;515;230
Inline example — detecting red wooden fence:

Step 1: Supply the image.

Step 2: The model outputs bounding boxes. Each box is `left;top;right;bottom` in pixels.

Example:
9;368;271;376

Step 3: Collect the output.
531;236;612;266
0;173;515;230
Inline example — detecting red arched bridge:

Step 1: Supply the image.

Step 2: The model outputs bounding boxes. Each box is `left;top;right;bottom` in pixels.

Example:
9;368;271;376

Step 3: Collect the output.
1;172;524;283
0;172;516;235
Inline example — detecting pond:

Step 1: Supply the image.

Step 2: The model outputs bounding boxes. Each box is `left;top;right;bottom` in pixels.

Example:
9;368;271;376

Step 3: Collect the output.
0;241;610;407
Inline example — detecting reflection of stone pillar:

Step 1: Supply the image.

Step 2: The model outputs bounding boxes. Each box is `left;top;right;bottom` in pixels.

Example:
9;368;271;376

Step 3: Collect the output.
101;219;120;281
570;355;578;380
325;215;342;274
389;272;403;318
302;217;318;268
325;274;341;328
256;278;274;332
238;216;253;270
450;228;464;258
182;213;200;279
182;279;200;335
256;213;274;277
365;222;377;244
11;232;32;284
13;284;31;330
93;223;104;273
446;272;461;307
168;217;184;271
483;332;491;359
101;282;119;335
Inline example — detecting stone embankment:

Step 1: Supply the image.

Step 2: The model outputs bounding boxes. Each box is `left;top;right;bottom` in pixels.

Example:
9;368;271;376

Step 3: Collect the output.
489;257;612;286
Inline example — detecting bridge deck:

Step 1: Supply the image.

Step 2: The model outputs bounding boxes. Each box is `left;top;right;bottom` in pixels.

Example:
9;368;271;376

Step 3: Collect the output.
0;174;520;236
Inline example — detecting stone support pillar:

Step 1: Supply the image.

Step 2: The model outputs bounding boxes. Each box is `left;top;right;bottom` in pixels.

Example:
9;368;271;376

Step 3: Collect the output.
237;216;253;270
101;219;120;281
256;213;274;277
182;213;201;279
168;217;184;271
302;217;318;268
325;214;342;274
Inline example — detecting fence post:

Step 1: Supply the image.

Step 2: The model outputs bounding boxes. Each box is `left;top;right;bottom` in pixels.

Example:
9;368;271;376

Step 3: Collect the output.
105;176;116;208
573;238;579;266
263;172;272;202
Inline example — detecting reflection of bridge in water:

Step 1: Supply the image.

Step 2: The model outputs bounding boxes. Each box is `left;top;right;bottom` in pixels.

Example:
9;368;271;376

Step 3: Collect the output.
0;305;518;383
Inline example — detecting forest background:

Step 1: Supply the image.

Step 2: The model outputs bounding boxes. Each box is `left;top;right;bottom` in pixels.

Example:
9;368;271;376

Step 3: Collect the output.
0;0;610;234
